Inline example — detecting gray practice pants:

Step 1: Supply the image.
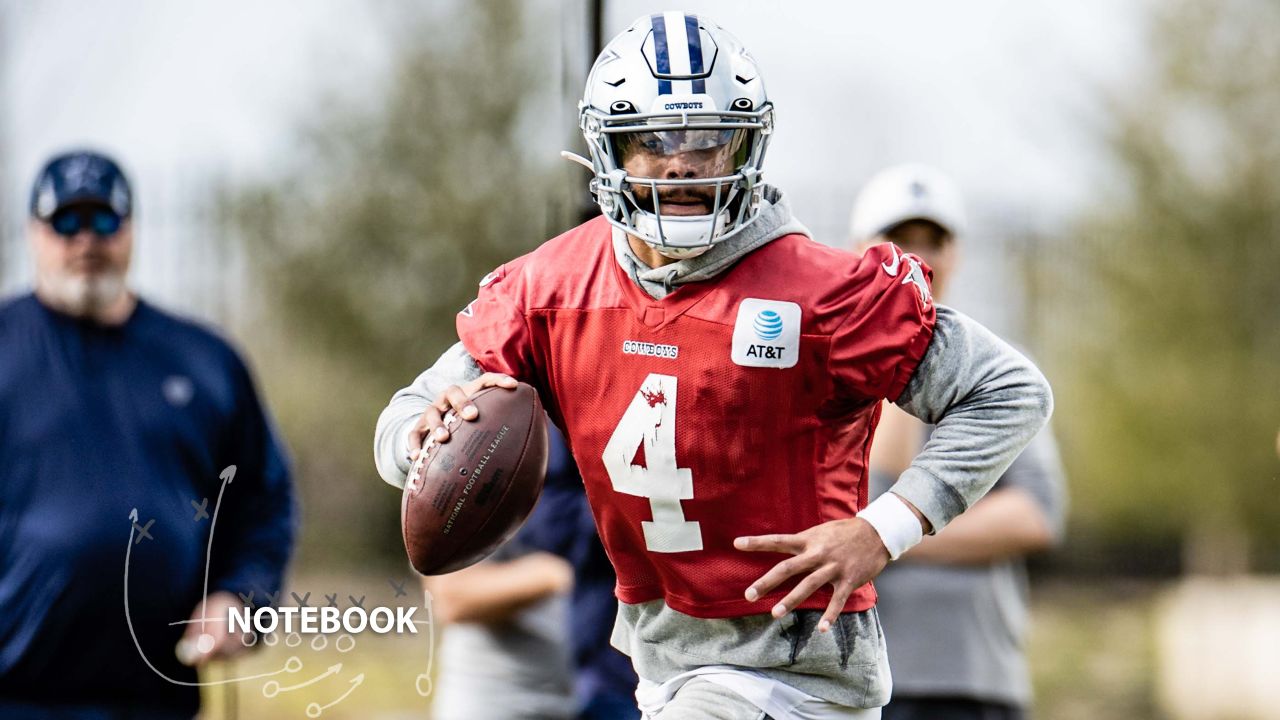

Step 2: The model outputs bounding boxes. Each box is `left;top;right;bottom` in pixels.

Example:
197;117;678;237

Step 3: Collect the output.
642;676;887;720
643;679;771;720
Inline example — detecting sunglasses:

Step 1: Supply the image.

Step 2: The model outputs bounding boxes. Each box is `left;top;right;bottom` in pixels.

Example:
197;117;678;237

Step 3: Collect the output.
49;207;123;238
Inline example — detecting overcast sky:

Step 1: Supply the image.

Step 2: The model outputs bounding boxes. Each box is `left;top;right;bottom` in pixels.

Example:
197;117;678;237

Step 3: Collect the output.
1;0;1148;328
610;1;1145;229
3;0;1145;210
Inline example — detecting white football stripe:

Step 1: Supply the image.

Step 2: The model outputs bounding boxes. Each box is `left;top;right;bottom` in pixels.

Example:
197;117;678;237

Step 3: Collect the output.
664;11;692;76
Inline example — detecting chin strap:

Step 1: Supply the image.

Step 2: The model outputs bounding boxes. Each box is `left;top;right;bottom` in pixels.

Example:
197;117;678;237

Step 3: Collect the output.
635;211;726;256
655;245;710;261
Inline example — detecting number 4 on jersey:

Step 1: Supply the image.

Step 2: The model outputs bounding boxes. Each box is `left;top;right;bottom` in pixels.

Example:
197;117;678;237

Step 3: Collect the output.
602;374;703;553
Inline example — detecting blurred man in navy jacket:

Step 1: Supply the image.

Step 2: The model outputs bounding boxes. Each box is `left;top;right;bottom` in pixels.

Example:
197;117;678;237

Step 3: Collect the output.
0;150;296;718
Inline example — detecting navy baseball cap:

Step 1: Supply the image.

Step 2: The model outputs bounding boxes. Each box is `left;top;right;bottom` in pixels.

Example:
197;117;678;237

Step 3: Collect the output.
29;150;132;221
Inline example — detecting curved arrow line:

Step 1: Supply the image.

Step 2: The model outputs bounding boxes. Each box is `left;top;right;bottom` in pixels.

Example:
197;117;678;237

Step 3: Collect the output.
306;673;364;717
199;466;236;635
124;508;301;686
415;589;436;697
262;663;342;698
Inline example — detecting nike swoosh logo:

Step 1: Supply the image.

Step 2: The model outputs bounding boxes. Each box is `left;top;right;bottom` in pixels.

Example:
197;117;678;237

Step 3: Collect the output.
881;245;903;277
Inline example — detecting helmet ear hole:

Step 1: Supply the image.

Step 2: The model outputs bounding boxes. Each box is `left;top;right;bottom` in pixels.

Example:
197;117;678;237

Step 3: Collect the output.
731;98;753;111
610;101;637;115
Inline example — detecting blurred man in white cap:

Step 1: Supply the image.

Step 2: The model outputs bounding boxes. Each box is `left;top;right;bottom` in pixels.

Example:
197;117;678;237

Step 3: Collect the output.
850;164;1068;720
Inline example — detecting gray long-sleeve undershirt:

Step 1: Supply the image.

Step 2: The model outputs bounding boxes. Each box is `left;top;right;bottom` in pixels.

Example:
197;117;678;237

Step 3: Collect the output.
375;340;482;487
888;305;1053;530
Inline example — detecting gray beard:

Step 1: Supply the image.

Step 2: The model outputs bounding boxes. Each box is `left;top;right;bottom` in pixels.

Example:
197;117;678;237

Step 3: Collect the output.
38;270;127;319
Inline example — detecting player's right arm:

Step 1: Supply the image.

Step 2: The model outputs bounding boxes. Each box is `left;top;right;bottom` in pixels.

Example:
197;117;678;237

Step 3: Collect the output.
375;260;534;489
373;341;513;489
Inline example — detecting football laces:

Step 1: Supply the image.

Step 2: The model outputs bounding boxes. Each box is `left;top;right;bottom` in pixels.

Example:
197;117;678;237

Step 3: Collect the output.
407;409;464;491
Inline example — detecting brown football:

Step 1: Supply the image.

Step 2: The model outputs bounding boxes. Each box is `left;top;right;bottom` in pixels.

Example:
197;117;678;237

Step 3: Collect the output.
401;382;549;575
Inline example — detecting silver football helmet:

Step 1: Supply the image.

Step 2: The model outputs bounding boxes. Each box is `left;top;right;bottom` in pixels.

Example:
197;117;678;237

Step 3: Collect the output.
566;12;774;258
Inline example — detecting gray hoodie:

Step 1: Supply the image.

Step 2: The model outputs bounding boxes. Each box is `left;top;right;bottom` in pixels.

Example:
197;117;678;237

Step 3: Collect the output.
373;187;1052;709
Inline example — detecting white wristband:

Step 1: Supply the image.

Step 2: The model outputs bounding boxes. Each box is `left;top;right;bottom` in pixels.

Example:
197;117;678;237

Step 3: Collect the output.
857;493;925;561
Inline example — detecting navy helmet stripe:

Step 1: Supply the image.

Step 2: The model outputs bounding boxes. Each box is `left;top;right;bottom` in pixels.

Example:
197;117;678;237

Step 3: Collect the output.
685;14;706;94
650;14;672;94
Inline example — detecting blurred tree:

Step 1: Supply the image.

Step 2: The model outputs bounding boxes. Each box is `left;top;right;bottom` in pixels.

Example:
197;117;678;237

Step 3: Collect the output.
1028;0;1280;573
224;0;578;569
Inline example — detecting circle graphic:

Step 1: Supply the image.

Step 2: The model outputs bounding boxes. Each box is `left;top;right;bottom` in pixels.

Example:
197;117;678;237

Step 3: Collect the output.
752;310;784;342
196;633;215;654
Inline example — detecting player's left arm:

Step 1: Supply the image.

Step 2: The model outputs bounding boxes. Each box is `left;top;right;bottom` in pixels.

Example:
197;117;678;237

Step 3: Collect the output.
373;341;496;489
881;306;1053;535
736;305;1053;630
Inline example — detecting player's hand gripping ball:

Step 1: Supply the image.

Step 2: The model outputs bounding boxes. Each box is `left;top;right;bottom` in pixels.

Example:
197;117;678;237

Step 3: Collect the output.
402;379;548;575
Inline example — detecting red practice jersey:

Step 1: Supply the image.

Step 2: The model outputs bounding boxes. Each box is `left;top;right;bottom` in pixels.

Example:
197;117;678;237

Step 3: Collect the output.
457;217;935;619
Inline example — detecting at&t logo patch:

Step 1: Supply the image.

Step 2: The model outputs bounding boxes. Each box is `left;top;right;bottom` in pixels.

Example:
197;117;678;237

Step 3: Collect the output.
732;299;801;368
753;310;784;341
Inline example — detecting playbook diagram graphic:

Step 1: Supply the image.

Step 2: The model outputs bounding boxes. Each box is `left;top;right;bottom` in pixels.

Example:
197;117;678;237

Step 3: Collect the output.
124;465;437;716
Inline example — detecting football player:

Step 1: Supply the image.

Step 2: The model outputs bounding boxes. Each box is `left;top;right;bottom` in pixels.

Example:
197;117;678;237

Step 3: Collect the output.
376;14;1052;720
